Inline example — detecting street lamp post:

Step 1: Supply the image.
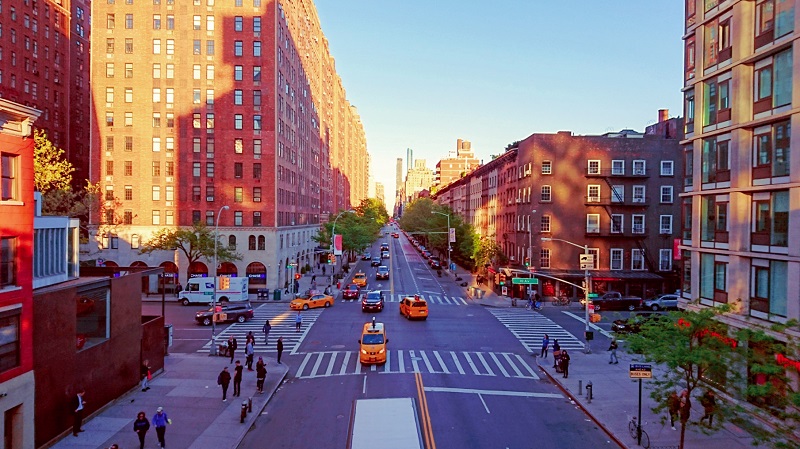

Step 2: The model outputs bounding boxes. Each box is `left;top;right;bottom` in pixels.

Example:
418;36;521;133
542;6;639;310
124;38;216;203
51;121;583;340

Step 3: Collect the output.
431;211;451;272
210;205;229;356
541;237;593;354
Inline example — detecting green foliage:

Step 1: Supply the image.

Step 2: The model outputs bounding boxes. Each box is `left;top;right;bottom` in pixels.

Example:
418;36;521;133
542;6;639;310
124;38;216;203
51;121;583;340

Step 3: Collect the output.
33;129;74;193
398;198;479;268
473;236;506;271
138;223;241;277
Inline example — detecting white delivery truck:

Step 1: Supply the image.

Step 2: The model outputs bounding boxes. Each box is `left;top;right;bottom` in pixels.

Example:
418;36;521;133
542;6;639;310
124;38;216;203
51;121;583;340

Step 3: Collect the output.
178;277;249;306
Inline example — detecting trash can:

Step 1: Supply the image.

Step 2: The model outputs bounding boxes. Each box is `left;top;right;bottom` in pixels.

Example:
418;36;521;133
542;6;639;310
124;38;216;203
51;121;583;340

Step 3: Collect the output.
477;289;484;299
273;289;281;301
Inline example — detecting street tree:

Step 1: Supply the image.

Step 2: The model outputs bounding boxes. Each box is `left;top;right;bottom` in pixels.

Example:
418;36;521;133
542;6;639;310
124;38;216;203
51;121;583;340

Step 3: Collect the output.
138;223;242;280
625;306;800;449
473;236;506;274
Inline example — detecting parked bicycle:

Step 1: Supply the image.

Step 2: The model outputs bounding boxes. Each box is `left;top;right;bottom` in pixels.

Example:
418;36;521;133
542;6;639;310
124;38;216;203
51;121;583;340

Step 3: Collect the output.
553;296;570;306
628;416;650;448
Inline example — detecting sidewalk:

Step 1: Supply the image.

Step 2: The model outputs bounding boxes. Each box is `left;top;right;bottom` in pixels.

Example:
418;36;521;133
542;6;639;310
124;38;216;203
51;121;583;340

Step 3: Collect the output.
456;266;757;449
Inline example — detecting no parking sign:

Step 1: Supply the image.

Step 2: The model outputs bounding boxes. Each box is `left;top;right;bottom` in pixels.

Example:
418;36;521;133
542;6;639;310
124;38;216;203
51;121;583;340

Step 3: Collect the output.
501;286;508;296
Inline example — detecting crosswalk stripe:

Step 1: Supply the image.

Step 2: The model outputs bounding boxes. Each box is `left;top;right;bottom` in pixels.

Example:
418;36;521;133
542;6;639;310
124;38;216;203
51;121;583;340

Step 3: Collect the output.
488;309;585;353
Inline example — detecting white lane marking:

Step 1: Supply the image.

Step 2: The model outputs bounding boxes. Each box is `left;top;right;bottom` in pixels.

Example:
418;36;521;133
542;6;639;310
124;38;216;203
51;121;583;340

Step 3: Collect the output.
296;353;313;377
476;352;495;376
433;351;450;374
340;352;352;376
362;375;367;394
325;352;337;377
422;386;563;399
420;351;436;373
309;352;325;378
502;352;526;378
562;311;614;338
397;350;406;373
464;352;481;375
478;394;490;414
489;352;509;377
450;351;465;375
513;353;540;379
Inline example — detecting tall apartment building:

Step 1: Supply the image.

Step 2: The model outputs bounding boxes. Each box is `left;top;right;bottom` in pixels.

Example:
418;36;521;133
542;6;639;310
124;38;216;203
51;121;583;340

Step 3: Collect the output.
681;0;799;379
0;0;92;183
435;139;481;187
88;0;367;291
404;159;434;202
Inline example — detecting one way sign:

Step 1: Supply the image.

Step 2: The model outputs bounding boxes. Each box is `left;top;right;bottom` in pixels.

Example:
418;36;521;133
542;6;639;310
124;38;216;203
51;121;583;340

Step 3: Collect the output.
579;254;594;269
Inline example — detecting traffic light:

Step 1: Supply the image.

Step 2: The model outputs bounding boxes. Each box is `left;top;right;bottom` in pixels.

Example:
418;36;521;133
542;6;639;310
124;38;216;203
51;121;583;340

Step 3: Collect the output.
498;274;506;286
219;276;230;290
327;254;335;264
294;273;301;280
524;257;530;267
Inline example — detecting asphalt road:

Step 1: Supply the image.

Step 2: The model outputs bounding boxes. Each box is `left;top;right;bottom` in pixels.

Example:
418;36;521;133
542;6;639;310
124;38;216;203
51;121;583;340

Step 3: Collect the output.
233;230;616;449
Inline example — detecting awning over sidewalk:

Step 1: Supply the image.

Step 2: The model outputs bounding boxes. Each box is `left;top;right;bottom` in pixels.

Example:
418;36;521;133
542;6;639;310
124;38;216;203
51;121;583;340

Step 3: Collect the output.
532;270;663;281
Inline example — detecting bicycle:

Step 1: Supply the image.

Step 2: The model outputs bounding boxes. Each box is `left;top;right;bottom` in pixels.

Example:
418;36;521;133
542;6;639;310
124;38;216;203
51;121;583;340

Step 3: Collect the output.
553;296;570;306
628;416;650;448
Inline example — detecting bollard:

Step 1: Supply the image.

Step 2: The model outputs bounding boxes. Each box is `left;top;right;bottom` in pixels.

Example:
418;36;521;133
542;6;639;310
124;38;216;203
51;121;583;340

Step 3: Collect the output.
248;397;253;412
578;380;583;396
585;381;593;403
240;401;248;423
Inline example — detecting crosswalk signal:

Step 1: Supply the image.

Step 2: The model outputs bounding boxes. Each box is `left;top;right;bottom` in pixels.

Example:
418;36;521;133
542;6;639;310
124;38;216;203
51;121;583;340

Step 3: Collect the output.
219;276;230;290
294;273;301;280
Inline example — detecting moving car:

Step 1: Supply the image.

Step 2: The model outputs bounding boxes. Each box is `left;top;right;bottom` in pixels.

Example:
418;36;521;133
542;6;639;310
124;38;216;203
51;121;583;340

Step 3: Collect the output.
290;292;334;310
353;272;368;288
400;295;428;320
361;252;372;261
381;250;390;260
361;290;385;312
343;283;361;300
611;312;663;333
376;266;390;280
590;291;643;311
643;294;679;311
371;257;382;267
358;318;388;364
380;243;390;252
391;232;399;238
195;302;255;326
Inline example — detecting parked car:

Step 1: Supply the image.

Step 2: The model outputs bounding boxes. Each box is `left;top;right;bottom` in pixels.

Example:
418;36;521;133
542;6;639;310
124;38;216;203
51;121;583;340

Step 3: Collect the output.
290;292;334;310
422;251;432;260
361;290;385;312
342;283;361;300
643;294;679;311
195;302;255;326
371;257;382;267
611;312;664;333
591;291;643;311
376;266;390;280
428;257;441;268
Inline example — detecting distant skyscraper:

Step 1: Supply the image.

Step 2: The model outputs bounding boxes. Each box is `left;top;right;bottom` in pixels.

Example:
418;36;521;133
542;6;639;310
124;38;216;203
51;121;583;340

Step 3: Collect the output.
406;148;413;172
396;158;404;196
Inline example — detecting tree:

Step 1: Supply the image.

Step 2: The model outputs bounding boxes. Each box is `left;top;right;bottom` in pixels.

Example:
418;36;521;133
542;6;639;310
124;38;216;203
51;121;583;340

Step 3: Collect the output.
138;223;242;279
625;306;800;449
473;236;506;273
34;129;74;193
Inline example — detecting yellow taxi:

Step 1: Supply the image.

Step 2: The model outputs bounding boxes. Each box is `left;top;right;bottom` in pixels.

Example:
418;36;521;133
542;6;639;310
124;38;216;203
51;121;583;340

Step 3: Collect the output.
290;291;334;310
353;272;368;288
400;295;428;320
358;318;388;365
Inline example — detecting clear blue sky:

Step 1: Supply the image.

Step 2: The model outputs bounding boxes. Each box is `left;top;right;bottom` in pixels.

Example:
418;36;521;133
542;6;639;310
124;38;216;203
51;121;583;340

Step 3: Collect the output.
315;1;685;211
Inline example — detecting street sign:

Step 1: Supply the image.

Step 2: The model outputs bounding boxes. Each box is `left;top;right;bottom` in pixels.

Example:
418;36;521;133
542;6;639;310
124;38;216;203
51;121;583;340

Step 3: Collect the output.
501;286;508;296
579;254;594;270
449;227;456;243
511;278;539;285
588;293;599;298
629;364;653;379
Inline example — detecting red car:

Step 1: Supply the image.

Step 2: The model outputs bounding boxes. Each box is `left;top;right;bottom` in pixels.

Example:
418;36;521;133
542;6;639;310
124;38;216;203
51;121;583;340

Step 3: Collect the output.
343;283;361;300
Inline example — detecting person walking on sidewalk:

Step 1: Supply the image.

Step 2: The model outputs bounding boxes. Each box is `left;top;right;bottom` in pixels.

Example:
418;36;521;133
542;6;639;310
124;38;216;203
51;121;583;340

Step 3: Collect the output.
133;411;150;449
679;390;691;427
227;336;238;364
699;390;716;426
141;360;152;392
552;339;561;369
667;391;681;430
295;312;303;332
540;334;550;359
152;407;170;449
608;339;619;364
560;349;571;378
256;357;267;393
277;337;284;364
217;366;232;402
263;320;271;344
72;388;87;436
245;340;255;371
233;361;243;397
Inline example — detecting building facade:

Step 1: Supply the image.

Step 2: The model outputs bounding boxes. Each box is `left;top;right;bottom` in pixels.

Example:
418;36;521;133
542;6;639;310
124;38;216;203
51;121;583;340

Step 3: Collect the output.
681;0;799;389
404;159;434;202
435;138;481;187
87;0;367;291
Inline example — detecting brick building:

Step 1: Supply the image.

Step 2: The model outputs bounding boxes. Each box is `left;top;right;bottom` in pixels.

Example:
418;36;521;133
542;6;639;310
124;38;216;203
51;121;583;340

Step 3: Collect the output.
435;139;481;187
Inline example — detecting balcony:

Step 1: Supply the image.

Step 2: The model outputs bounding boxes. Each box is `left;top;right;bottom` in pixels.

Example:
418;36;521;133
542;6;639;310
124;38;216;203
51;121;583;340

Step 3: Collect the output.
583;196;651;207
585;168;650;178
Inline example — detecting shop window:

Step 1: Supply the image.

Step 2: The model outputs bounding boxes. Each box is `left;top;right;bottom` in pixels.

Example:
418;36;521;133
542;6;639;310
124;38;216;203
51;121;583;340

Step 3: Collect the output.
76;286;110;350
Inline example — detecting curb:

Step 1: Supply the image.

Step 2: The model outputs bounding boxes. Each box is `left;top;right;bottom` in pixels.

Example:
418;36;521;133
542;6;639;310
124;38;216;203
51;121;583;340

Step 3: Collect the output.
535;356;628;449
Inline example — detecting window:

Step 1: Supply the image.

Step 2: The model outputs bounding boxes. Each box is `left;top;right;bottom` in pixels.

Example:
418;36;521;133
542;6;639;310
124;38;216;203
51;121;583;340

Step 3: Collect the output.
586;214;600;234
631;249;645;270
751;260;788;318
702;137;731;183
632;160;646;175
632;215;645;234
253;212;262;227
611;160;624;175
106;137;115;152
253;17;261;33
153;14;161;29
125;13;133;28
234;114;243;130
539;248;551;269
193;40;201;55
106;63;115;78
540;215;551;233
234;89;243;105
153;39;161;54
206;113;214;130
610;248;623;271
106;13;115;28
253;41;262;57
611;185;624;203
540;185;551;202
253;66;261;81
205;65;214;80
193;15;201;30
234;16;243;31
125;185;133;199
151;162;160;177
1;154;19;201
192;163;201;177
207;40;215;55
234;65;243;81
756;0;795;48
206;186;215;202
106;38;115;54
753;120;791;179
587;185;600;202
106;112;114;127
206;163;215;178
125;137;134;152
125;38;134;53
539;161;551;175
167;15;174;29
253;115;262;130
234;139;244;154
611;214;623;233
234;40;243;56
587;160;600;175
660;186;673;203
659;249;673;271
206;15;214;30
660;215;673;234
151;210;160;225
253;163;262;179
151;186;160;201
660;161;674;176
1;237;17;287
234;163;243;179
752;190;789;247
0;308;21;371
251;187;262;203
632;185;645;203
206;211;214;225
234;211;243;226
754;49;793;112
166;39;174;55
253;140;262;158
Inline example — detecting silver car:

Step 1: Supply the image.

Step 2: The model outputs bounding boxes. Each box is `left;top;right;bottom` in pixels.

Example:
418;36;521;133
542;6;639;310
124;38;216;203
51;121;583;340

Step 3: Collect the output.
643;294;679;311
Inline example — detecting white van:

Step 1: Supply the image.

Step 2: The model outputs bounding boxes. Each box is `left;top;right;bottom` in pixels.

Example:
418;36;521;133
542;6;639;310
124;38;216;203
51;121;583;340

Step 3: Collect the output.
178;277;249;306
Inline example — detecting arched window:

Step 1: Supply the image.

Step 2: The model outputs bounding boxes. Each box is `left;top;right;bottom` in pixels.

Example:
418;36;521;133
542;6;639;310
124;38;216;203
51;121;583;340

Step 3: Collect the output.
258;235;265;250
228;235;236;249
249;235;256;250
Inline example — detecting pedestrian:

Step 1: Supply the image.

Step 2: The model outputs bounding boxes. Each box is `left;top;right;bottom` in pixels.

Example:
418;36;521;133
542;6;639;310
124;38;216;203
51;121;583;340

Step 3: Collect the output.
263;320;271;344
217;366;232;402
245;340;255;371
72;389;87;436
227;336;238;364
175;283;182;298
295;312;303;332
233;361;243;397
133;411;150;449
311;274;316;283
699;390;716;426
322;265;326;276
679;390;691;427
141;359;152;392
561;349;571;378
534;292;541;309
256;357;267;393
608;339;619;364
667;391;681;430
152;407;170;449
552;339;561;369
246;331;255;345
277;336;284;364
540;334;550;358
294;279;300;292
